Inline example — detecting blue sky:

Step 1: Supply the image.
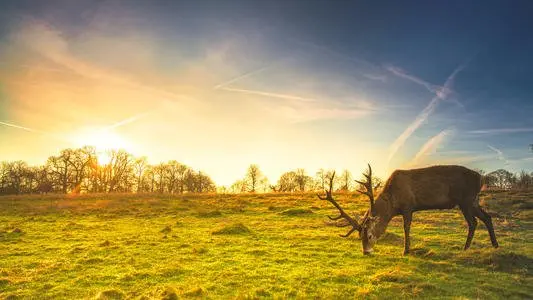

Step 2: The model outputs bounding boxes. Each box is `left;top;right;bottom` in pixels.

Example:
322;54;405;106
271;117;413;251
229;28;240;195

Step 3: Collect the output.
0;0;532;184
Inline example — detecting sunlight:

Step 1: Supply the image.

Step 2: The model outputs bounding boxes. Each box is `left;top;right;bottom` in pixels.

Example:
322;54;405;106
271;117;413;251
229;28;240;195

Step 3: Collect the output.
72;127;134;164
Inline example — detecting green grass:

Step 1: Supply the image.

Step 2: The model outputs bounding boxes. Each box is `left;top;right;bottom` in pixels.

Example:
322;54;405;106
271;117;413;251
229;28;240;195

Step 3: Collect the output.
0;191;531;299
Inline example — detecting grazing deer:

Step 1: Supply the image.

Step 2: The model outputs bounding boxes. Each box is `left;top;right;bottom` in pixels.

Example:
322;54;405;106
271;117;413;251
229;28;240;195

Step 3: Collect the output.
318;165;499;255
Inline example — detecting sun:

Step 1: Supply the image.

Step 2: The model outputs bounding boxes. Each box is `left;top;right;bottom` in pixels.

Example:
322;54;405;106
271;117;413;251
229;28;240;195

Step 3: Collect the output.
72;127;134;164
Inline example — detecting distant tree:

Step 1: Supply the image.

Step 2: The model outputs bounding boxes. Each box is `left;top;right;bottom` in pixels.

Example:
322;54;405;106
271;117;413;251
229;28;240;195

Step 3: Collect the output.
339;169;353;192
276;171;298;192
315;169;327;191
133;157;148;193
294;168;313;192
516;170;532;190
153;163;167;194
486;169;515;190
68;147;96;193
230;179;247;193
244;164;267;193
47;149;74;193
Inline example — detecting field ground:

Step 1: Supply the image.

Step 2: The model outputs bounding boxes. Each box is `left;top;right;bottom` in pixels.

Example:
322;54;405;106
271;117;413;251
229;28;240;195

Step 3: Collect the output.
0;191;532;299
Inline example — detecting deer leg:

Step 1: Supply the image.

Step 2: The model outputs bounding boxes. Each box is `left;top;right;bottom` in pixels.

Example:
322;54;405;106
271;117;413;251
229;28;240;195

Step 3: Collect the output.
402;211;413;255
461;207;478;250
473;206;499;248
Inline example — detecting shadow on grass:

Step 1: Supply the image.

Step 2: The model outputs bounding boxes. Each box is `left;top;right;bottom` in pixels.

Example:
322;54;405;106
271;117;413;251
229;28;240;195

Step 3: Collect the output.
454;250;532;276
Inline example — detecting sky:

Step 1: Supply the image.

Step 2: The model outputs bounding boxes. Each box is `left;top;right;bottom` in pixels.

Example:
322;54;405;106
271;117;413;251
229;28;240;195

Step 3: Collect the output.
0;0;532;186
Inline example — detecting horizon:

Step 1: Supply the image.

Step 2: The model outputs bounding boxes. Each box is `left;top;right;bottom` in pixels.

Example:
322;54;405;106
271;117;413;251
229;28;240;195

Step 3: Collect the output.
1;0;533;186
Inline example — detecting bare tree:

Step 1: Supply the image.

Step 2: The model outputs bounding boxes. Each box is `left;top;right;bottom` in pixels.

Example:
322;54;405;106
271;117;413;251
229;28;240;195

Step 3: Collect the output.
315;168;327;191
339;169;353;192
133;157;148;193
47;149;74;193
244;164;267;192
276;171;297;192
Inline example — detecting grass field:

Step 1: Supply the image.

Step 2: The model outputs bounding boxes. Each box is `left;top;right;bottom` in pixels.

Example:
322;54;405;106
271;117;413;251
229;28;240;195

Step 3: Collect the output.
0;191;531;299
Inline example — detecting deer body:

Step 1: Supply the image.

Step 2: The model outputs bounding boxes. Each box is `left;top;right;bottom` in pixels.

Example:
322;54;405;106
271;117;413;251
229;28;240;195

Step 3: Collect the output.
319;165;499;255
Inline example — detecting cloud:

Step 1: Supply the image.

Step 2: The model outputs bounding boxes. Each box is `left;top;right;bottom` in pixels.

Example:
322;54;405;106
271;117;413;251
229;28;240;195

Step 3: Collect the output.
468;127;533;135
213;59;291;89
386;64;465;108
0;121;40;133
385;66;437;93
218;87;317;103
487;145;510;165
218;86;374;123
388;62;467;162
10;17;195;106
411;128;455;165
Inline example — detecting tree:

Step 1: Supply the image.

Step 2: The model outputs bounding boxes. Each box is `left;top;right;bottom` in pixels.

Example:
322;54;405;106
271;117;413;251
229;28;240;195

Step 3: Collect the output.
294;168;313;192
47;149;74;193
68;147;96;193
133;157;148;193
315;169;327;191
339;169;353;192
516;170;532;190
244;164;267;193
276;171;298;192
230;179;247;193
486;169;515;190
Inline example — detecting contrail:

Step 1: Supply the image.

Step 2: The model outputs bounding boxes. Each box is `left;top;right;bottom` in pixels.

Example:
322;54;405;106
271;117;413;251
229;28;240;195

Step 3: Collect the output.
386;66;438;93
388;62;467;162
386;65;465;108
487;145;510;165
468;127;533;135
219;87;317;103
214;65;273;90
0;121;40;133
105;112;151;130
411;129;454;165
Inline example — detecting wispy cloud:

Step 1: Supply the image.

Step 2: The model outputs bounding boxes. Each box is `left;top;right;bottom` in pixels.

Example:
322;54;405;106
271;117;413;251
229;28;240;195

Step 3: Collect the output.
411;128;454;165
219;86;374;122
0;121;40;133
468;127;533;135
12;18;195;105
386;65;465;108
213;60;287;89
219;87;317;103
105;112;151;130
487;145;510;165
386;66;437;93
388;62;467;162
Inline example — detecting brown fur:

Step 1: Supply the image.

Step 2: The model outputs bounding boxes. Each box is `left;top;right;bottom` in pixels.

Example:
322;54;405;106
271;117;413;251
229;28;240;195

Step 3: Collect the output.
361;165;499;255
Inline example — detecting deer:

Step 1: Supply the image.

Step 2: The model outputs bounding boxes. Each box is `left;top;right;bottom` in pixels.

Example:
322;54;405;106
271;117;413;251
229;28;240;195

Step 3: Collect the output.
318;164;499;255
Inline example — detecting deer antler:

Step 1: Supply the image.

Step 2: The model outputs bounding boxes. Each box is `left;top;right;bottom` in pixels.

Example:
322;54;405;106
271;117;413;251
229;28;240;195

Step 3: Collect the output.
354;163;378;214
317;171;362;237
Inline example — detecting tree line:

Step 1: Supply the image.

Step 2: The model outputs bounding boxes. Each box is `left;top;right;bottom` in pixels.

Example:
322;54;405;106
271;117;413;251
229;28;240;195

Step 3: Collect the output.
481;169;533;190
1;147;532;195
0;146;215;195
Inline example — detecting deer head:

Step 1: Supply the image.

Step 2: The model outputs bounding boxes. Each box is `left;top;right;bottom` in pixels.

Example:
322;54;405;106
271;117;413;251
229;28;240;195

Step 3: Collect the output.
355;164;382;254
318;164;381;255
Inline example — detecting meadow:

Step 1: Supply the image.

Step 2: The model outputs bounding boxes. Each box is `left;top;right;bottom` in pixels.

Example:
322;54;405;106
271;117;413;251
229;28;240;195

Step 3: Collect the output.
0;191;531;299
